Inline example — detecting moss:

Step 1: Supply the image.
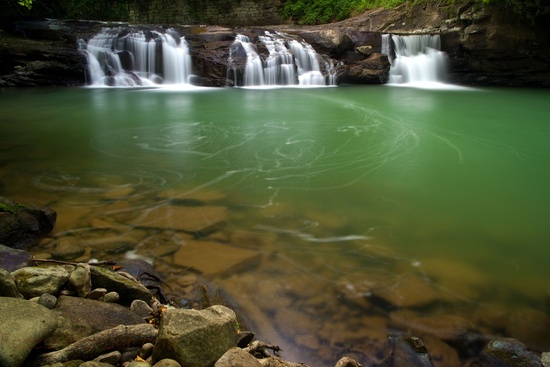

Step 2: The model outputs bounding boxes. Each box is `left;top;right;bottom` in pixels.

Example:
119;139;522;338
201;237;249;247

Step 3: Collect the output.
0;201;28;214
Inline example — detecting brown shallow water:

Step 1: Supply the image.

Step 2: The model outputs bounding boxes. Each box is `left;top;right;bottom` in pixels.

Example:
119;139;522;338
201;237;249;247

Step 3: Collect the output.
1;85;550;366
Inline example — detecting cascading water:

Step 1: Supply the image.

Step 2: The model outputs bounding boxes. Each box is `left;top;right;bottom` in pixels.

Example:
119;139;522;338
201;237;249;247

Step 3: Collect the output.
382;34;448;86
229;32;336;87
83;27;193;87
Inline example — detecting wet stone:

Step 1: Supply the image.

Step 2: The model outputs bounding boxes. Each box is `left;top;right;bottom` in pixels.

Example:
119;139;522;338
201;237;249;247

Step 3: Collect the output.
131;299;154;318
38;293;58;309
0;268;24;298
12;265;70;298
140;342;155;360
103;291;120;303
68;263;92;297
86;287;107;300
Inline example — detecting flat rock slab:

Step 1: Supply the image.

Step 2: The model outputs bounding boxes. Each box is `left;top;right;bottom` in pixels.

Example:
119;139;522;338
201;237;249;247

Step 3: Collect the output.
172;240;260;277
135;205;228;235
0;297;58;367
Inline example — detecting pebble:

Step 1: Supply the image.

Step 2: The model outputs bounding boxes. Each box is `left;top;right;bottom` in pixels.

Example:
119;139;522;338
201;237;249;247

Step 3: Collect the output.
104;291;120;303
38;293;58;309
140;343;155;360
131;299;153;318
86;287;108;300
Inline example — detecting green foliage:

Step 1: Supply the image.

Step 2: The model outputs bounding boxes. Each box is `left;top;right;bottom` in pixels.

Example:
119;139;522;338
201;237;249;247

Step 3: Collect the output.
18;0;32;9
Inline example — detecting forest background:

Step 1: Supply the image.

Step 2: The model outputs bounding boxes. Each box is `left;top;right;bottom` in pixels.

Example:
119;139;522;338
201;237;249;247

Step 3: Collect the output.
10;0;550;25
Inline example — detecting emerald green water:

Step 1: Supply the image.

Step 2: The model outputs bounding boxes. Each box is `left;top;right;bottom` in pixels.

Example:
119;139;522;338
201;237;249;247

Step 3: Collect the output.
1;85;550;364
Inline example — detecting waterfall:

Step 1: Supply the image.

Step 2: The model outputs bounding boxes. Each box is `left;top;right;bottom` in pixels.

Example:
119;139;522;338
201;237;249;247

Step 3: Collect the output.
229;32;336;87
384;34;448;87
83;28;193;87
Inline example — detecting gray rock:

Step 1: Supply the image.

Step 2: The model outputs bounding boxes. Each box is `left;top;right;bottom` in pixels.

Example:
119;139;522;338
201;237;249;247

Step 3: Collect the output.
90;265;153;306
131;299;153;318
12;265;69;298
140;342;155;360
38;293;58;309
152;305;239;367
68;263;92;297
0;268;24;298
0;297;58;367
542;352;550;367
480;338;542;367
0;197;56;249
103;291;120;303
0;244;32;272
43;295;146;350
94;350;122;365
86;287;108;300
215;347;263;367
154;359;182;367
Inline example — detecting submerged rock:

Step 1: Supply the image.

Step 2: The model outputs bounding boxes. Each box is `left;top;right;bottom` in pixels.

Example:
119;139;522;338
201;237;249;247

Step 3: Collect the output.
0;297;58;367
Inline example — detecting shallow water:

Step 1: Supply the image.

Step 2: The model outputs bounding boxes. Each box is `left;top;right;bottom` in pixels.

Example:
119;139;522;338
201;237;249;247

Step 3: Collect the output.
1;85;550;365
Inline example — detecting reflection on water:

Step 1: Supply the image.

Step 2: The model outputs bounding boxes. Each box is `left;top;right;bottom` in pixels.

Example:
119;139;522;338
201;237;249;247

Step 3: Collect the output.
1;86;550;366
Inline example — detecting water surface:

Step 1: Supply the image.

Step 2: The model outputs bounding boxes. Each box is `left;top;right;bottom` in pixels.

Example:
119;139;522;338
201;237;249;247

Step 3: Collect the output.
1;85;549;365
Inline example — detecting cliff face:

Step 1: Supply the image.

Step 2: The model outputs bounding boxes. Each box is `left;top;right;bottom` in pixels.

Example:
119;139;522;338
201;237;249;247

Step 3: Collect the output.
0;0;549;87
329;0;550;86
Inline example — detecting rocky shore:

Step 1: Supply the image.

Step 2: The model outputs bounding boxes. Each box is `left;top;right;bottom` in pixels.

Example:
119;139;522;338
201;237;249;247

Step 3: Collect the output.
1;196;550;367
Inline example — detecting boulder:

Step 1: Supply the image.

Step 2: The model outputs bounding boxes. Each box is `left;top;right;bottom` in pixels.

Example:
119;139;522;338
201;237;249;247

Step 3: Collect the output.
12;265;69;298
0;197;56;249
68;263;92;297
0;297;58;367
152;305;239;367
43;295;147;350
